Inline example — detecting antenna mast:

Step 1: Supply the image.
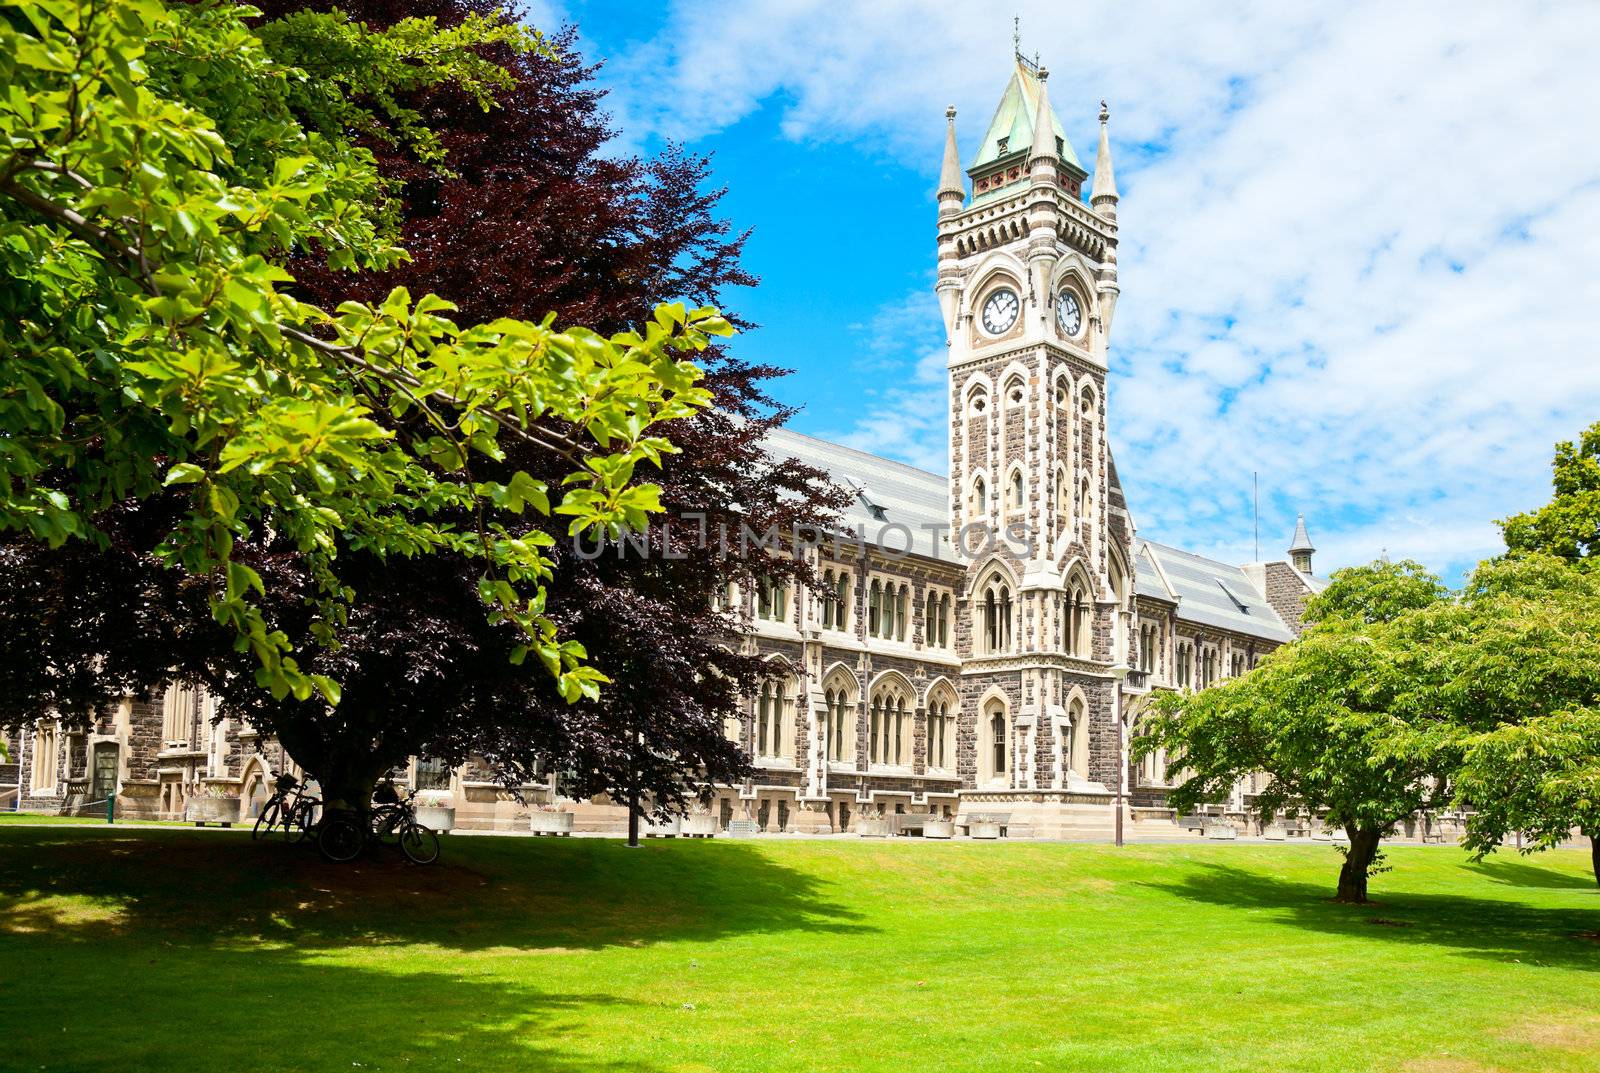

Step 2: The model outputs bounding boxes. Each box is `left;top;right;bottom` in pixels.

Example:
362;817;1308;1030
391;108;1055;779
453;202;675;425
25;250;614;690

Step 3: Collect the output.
1253;472;1260;562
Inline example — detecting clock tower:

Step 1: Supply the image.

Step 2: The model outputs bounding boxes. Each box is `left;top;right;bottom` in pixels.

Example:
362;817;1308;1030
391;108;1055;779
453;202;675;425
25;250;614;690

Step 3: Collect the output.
936;50;1136;805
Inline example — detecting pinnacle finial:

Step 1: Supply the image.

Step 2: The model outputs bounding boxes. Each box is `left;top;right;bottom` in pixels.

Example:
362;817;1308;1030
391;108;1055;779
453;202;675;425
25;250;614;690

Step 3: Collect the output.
1091;96;1119;214
1027;64;1056;167
1013;14;1021;57
937;105;964;210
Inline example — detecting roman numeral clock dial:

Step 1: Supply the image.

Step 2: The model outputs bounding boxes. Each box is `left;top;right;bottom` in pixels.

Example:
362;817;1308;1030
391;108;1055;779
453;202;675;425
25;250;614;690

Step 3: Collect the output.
980;289;1019;335
1056;290;1082;337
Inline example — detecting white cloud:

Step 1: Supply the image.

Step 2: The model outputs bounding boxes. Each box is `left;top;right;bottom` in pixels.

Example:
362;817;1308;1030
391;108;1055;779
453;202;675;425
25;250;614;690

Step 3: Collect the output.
587;1;1600;580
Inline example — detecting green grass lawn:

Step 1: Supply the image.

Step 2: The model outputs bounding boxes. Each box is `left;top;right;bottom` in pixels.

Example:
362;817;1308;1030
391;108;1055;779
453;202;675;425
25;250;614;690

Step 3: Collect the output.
0;827;1595;1073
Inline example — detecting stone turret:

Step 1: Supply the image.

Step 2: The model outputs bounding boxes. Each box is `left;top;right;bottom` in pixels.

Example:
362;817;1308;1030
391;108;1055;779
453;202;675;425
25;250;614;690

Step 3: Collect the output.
1288;514;1316;574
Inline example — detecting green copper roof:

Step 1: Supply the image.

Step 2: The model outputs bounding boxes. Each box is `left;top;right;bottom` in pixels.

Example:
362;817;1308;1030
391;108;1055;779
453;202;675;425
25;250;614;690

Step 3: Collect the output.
968;59;1082;173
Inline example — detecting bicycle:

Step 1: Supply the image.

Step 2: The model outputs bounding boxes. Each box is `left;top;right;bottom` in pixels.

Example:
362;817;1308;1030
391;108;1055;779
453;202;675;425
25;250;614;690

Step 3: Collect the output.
317;787;440;865
251;771;322;844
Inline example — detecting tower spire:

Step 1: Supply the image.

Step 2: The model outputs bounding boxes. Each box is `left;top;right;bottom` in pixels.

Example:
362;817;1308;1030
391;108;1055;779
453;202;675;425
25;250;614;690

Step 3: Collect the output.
1091;99;1119;220
937;106;964;215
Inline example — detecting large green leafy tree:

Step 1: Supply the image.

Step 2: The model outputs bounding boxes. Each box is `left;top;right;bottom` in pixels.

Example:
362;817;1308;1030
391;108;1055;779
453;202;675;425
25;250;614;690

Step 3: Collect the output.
1138;561;1457;903
1453;423;1600;885
0;1;724;802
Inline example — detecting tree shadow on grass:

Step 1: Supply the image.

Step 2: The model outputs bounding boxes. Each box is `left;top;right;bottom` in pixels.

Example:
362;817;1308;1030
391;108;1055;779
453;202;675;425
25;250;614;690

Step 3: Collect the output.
0;827;872;1072
0;826;869;953
1141;860;1600;973
1466;855;1599;891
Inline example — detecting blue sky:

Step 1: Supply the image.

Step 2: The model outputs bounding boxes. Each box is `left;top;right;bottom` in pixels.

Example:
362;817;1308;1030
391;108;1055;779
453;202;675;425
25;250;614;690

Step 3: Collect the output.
534;1;1600;584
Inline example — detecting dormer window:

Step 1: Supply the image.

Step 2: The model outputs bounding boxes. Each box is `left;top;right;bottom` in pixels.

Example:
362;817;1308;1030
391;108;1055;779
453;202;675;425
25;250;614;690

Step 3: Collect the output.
996;136;1009;154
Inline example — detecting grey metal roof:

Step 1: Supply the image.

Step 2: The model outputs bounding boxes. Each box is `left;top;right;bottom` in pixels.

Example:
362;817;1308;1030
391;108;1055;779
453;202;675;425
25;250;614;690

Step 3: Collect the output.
761;426;956;561
1138;540;1296;643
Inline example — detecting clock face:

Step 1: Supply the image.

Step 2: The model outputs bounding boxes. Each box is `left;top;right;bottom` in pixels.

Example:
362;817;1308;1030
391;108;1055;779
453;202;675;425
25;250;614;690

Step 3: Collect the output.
980;289;1020;335
1056;290;1083;336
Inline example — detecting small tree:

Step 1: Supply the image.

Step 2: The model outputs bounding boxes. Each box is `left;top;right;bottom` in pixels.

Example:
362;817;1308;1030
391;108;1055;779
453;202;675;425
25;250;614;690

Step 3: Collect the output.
1139;561;1456;903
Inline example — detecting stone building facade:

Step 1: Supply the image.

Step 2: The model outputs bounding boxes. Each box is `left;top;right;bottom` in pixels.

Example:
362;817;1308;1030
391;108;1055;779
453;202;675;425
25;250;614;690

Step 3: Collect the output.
0;51;1331;837
638;53;1332;838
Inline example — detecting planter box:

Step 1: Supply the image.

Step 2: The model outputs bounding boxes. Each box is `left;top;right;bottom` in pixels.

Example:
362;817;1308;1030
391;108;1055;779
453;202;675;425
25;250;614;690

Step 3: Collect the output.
923;820;956;840
643;817;681;838
855;817;892;838
1262;823;1288;841
968;821;1002;840
1204;823;1238;840
185;797;240;826
682;814;717;838
415;805;455;832
529;811;575;836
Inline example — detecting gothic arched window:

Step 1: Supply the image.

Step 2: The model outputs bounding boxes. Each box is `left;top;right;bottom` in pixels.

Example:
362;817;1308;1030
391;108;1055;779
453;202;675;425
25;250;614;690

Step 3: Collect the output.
1004;375;1025;408
756;672;798;761
1068;697;1089;778
869;679;911;766
823;670;858;763
927;686;957;771
983;701;1009;784
968;383;989;417
981;575;1014;654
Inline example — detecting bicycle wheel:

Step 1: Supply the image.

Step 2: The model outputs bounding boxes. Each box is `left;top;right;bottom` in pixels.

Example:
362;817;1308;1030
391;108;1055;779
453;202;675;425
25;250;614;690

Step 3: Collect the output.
317;814;366;863
289;799;321;844
281;801;311;843
371;805;403;846
252;800;281;841
398;822;440;865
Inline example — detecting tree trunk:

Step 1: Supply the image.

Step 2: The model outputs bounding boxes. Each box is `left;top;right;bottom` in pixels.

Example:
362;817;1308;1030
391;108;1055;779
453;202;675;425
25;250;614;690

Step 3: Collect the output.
270;718;390;830
626;779;641;848
1586;828;1599;889
1336;826;1382;904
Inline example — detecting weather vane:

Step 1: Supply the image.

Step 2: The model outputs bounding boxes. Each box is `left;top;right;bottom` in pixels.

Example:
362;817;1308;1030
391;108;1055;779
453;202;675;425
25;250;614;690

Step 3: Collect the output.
1013;15;1021;57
